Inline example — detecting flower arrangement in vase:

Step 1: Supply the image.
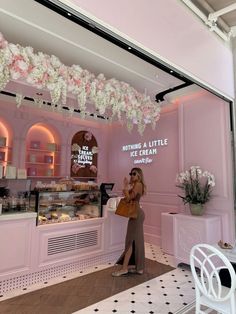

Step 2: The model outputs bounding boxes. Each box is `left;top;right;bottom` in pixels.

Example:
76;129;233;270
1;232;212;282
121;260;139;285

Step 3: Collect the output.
176;166;215;215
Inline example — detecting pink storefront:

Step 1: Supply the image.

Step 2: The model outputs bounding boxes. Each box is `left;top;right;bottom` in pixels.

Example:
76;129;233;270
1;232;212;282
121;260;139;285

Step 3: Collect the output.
0;0;235;296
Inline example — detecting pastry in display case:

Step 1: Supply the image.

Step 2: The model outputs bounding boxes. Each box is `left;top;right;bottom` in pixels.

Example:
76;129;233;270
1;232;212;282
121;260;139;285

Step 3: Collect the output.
29;190;101;225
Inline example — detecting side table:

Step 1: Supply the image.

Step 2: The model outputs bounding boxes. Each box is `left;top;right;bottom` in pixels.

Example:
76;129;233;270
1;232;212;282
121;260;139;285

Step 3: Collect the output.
173;213;221;266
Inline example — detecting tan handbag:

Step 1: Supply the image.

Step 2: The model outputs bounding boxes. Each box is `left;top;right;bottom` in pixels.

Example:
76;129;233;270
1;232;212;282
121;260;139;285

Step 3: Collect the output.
115;198;138;219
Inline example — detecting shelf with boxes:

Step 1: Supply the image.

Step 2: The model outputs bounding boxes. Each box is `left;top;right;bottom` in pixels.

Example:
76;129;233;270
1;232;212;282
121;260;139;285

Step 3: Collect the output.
0;146;12;164
0;134;13;178
26;124;61;178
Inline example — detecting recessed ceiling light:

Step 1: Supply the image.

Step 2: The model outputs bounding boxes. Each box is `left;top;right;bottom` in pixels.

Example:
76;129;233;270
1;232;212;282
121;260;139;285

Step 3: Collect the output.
36;92;43;96
170;70;173;73
128;47;132;50
67;12;71;16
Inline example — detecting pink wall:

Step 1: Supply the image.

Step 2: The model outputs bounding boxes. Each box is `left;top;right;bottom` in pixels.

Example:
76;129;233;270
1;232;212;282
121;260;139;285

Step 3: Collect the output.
179;90;235;242
108;108;180;245
71;0;234;98
107;89;235;244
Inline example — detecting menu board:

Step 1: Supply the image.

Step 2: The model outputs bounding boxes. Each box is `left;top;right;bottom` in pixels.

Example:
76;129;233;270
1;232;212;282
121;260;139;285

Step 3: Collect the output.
70;131;98;178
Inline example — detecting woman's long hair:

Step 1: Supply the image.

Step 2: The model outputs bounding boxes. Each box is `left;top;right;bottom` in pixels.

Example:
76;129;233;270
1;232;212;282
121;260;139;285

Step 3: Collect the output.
131;167;147;195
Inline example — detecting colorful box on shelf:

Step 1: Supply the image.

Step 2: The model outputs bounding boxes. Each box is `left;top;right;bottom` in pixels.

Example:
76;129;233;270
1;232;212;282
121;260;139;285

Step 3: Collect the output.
0;151;5;161
5;165;16;179
47;143;57;152
0;137;6;147
45;169;53;177
27;167;37;176
30;141;40;149
29;154;36;163
17;169;27;179
0;165;3;179
44;155;53;164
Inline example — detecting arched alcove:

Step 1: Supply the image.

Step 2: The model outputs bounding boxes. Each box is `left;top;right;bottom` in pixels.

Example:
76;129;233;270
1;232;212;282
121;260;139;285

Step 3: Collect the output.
71;131;98;178
25;123;61;177
0;119;13;176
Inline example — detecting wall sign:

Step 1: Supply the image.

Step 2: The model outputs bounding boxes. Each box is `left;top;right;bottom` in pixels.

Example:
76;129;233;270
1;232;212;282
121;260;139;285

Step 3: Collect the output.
71;131;98;177
122;138;168;164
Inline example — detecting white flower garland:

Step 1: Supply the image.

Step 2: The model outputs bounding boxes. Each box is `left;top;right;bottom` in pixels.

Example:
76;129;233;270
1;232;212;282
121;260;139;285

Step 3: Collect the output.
0;32;161;134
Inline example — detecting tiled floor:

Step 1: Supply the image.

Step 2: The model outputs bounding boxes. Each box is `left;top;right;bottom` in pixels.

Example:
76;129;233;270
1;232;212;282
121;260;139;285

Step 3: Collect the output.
71;244;196;314
73;268;195;314
0;243;196;314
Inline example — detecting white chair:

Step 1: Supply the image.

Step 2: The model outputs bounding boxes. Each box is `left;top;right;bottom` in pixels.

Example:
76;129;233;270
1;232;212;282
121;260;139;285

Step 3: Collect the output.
190;243;236;314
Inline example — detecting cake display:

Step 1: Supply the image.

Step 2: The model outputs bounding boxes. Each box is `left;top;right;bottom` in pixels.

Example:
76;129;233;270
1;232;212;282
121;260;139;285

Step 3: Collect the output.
33;188;101;225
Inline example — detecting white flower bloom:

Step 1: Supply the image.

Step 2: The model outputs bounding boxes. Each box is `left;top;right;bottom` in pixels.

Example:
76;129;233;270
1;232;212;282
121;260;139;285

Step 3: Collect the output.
0;34;162;132
10;71;21;79
92;146;99;154
18;60;28;71
8;43;20;55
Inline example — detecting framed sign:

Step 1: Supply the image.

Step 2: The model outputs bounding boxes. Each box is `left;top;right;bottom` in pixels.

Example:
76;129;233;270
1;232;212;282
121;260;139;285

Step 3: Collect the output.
70;131;98;178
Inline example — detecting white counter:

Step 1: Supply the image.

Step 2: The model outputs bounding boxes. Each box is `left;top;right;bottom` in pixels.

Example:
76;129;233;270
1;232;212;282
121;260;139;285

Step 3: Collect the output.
0;203;127;295
0;211;37;221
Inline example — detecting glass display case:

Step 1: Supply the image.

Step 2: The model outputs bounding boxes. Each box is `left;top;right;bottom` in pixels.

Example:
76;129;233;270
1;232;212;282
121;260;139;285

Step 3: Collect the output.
0;178;32;213
29;190;102;225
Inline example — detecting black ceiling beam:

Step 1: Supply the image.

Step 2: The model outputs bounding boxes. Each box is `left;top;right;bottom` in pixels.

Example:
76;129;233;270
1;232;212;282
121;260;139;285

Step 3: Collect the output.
34;0;192;85
34;1;233;103
155;82;193;103
33;1;233;103
0;91;106;120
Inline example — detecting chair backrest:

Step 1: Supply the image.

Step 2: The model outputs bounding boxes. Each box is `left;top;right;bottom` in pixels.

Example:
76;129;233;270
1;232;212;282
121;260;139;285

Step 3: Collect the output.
190;243;236;302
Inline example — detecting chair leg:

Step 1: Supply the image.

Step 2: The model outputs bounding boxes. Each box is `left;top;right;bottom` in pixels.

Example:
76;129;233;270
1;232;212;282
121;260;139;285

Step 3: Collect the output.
195;301;201;314
195;288;201;314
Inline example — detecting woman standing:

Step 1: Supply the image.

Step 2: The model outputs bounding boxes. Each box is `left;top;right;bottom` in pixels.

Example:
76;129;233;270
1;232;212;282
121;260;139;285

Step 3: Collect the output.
112;167;146;277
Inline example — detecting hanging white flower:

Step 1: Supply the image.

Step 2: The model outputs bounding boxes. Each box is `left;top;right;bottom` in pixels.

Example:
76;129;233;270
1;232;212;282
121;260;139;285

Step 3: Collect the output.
0;32;162;133
92;146;99;154
71;143;81;152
